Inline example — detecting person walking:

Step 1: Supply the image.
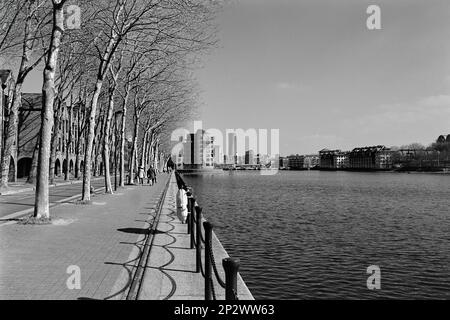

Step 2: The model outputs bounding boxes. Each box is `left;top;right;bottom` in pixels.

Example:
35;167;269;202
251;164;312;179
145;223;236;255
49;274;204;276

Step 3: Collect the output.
149;165;157;185
147;167;153;185
138;166;145;185
167;157;174;173
153;166;157;185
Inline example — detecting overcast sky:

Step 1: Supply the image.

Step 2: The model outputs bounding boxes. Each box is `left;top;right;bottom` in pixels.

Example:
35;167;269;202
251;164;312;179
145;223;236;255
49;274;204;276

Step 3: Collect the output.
194;0;450;155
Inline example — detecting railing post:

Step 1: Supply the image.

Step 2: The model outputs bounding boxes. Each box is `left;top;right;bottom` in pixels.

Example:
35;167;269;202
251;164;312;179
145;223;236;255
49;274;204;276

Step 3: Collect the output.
223;257;240;300
189;198;195;249
196;206;202;274
187;195;193;235
203;221;213;300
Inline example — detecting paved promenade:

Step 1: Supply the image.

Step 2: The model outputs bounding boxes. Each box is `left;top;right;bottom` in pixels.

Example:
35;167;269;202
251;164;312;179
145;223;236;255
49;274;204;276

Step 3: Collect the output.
0;173;253;300
0;175;169;300
138;174;254;300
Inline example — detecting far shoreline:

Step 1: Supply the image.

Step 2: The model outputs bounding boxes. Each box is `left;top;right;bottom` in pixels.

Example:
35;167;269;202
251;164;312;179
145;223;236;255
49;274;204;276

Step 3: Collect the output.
178;168;450;175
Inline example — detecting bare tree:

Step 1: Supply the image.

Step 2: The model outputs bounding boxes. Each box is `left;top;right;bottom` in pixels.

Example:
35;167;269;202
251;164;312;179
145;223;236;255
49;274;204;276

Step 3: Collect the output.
33;0;68;219
101;50;124;193
80;0;219;200
0;0;51;189
0;0;27;55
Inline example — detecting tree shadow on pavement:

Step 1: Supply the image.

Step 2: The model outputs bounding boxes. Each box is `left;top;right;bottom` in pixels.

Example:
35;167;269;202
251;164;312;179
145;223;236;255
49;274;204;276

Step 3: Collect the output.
117;227;165;235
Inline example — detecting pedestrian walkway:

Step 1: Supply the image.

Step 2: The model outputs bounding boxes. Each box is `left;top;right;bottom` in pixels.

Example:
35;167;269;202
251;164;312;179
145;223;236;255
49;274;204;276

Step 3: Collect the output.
0;174;170;300
138;174;254;300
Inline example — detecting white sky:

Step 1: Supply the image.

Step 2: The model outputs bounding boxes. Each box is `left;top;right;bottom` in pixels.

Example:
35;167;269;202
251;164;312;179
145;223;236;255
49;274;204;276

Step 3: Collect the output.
194;0;450;155
15;0;450;155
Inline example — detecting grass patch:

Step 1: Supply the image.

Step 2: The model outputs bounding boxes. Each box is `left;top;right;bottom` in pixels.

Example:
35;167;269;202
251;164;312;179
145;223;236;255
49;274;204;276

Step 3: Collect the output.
74;199;92;205
18;215;52;225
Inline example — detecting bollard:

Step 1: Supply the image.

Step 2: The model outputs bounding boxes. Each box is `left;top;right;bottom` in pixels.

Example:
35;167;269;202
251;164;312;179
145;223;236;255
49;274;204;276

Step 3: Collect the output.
203;221;213;300
223;257;240;300
189;198;195;249
196;206;203;274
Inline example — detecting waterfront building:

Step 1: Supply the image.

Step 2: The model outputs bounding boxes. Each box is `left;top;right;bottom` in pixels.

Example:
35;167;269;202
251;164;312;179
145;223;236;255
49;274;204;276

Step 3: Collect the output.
182;130;220;170
183;130;205;169
319;149;341;169
287;154;304;170
303;154;319;169
1;91;86;181
226;132;237;165
203;135;215;168
245;150;255;165
212;145;222;165
375;149;393;169
22;93;85;178
279;156;289;169
334;152;349;169
348;145;392;170
16;93;41;178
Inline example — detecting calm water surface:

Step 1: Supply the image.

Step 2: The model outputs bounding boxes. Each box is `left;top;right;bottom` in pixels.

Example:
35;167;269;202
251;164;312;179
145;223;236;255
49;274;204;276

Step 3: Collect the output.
184;171;450;299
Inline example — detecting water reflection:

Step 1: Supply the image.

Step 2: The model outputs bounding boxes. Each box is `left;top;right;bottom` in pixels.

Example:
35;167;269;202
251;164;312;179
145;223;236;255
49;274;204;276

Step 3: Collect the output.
185;171;450;299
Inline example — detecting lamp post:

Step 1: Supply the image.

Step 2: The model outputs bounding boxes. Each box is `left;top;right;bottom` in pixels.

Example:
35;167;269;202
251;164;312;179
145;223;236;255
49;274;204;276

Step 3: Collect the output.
114;110;123;191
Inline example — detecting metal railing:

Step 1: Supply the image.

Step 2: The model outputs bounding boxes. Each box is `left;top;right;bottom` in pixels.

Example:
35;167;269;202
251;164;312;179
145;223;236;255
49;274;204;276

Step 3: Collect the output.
176;171;240;300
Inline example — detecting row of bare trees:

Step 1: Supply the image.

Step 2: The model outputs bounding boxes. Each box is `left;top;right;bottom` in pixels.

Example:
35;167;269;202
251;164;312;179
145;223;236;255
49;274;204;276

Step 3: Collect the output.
0;0;220;219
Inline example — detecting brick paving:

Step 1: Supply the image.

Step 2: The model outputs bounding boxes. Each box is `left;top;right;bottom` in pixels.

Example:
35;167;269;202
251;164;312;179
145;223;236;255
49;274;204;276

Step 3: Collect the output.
0;174;170;300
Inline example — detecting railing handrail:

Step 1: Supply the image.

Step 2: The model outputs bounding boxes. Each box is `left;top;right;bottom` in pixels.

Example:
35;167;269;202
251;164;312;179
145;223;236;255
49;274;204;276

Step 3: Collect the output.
175;171;240;301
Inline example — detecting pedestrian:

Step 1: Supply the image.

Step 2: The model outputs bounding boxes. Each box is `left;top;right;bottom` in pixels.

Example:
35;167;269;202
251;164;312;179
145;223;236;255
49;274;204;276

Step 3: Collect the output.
138;166;145;185
147;167;153;185
149;165;156;185
167;157;174;173
152;166;157;185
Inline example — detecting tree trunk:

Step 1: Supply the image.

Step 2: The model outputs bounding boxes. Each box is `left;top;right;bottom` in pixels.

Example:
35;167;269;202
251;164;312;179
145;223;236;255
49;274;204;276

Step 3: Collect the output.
128;113;140;185
140;131;148;171
145;135;152;170
81;2;124;200
153;141;159;170
74;108;82;179
26;130;40;184
34;1;65;219
82;80;102;201
75;151;80;179
65;104;72;181
49;104;61;184
0;84;22;188
92;112;103;177
102;89;115;194
119;90;129;187
147;132;156;170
